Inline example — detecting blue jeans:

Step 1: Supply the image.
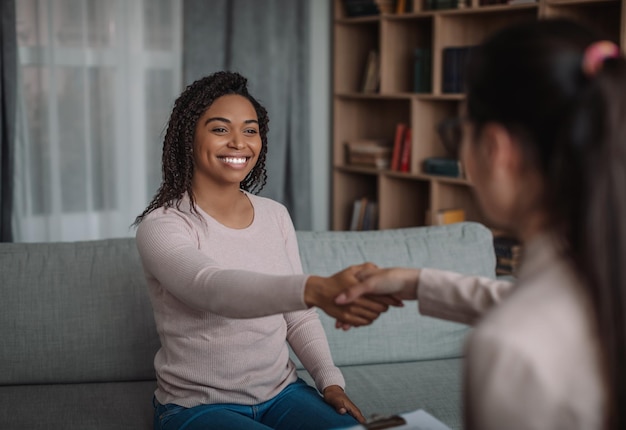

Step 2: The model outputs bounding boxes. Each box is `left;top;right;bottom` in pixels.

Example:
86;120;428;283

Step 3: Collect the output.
153;379;358;430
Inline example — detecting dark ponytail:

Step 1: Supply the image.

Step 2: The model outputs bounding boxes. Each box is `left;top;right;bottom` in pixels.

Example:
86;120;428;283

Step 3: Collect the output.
466;19;626;428
575;57;626;429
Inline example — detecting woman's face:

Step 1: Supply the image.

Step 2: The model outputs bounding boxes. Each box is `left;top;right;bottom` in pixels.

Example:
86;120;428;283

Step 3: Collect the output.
191;94;262;191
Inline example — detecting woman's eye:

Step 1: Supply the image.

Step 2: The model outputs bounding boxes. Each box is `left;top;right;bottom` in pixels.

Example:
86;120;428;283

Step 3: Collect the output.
244;129;258;135
212;127;227;133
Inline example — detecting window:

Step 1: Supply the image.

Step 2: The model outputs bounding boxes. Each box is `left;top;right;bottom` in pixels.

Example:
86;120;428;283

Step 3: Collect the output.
14;0;181;241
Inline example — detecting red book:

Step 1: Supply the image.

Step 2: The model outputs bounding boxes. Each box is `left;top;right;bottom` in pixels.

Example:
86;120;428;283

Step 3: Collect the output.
399;127;412;172
391;123;407;171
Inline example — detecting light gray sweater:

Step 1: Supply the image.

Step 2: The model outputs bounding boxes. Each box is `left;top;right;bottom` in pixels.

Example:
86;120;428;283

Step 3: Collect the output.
418;235;605;429
136;193;344;408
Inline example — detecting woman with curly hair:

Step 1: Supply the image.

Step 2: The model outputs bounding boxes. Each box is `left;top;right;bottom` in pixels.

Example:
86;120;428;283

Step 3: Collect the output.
134;71;391;429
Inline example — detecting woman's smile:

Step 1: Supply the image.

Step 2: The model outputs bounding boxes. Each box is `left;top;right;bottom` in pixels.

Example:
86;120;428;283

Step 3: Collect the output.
218;155;251;168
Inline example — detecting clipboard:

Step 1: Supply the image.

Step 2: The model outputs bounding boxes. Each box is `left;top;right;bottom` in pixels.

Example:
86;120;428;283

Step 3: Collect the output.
364;415;407;429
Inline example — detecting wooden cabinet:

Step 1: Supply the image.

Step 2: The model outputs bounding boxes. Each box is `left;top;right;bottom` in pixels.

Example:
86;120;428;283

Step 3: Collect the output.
331;0;626;231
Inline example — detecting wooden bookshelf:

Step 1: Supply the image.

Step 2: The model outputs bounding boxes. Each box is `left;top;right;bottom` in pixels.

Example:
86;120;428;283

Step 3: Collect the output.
332;0;626;230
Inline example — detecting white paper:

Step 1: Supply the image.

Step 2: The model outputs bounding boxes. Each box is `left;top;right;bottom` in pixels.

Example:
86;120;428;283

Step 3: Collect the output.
336;409;452;430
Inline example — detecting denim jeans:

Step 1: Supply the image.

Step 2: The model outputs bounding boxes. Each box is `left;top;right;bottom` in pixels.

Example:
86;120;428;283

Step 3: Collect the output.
153;378;358;430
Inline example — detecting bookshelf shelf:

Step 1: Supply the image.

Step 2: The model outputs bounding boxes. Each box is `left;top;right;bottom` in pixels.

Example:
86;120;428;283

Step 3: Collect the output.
336;165;383;175
335;16;382;24
336;92;467;101
332;0;626;231
437;3;539;15
386;11;439;19
416;93;466;100
336;92;415;99
546;0;617;5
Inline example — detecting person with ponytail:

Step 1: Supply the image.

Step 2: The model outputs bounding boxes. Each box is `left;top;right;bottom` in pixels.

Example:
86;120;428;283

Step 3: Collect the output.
132;71;401;430
334;19;626;429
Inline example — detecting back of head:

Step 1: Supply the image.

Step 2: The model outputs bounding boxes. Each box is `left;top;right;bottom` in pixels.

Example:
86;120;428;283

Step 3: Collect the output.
466;19;626;428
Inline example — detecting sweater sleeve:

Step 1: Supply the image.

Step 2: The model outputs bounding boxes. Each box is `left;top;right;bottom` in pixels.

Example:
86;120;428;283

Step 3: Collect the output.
135;213;309;318
285;309;346;392
277;209;345;392
417;268;516;325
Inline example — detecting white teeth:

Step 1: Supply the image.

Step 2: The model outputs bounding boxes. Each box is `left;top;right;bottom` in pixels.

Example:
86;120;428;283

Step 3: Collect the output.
221;157;247;164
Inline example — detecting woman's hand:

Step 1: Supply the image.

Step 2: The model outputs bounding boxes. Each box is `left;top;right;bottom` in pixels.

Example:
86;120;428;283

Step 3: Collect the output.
336;266;421;304
331;266;421;330
304;264;402;327
323;385;366;424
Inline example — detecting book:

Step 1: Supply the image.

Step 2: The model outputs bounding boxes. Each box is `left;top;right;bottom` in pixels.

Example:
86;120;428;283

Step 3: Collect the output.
399;127;412;172
391;123;408;171
479;0;507;5
361;200;379;230
424;0;459;10
435;208;466;225
349;197;378;231
492;232;522;276
349;199;363;231
442;46;474;94
356;196;369;230
423;157;463;177
339;408;452;430
343;0;380;17
413;47;432;93
362;50;380;93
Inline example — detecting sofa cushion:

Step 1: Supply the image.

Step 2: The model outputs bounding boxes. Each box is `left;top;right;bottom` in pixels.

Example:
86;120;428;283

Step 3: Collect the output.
294;222;495;366
0;381;156;429
0;238;159;385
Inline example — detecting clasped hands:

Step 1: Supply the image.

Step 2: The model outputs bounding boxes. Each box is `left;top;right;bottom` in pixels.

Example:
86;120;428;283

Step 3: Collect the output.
304;263;421;329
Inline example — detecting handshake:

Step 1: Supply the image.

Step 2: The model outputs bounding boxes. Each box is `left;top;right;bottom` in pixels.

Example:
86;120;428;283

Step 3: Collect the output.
303;263;422;330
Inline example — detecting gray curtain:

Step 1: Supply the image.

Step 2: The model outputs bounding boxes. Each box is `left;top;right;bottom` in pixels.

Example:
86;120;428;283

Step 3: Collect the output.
183;0;312;229
0;0;16;242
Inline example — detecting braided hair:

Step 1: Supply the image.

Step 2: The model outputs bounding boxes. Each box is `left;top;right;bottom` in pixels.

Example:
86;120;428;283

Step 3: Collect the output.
133;71;268;225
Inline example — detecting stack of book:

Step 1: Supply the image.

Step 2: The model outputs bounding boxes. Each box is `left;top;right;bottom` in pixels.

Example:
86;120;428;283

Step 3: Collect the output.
345;140;392;169
493;234;522;276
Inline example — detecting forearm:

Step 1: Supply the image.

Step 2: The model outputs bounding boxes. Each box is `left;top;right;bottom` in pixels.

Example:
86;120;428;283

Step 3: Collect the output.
285;309;345;392
188;269;309;317
417;268;515;325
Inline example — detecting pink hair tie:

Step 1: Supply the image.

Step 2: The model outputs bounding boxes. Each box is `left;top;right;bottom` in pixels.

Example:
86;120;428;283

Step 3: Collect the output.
582;40;621;77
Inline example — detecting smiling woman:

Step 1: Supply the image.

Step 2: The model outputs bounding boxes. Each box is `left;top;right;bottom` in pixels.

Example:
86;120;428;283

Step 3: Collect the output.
130;71;398;430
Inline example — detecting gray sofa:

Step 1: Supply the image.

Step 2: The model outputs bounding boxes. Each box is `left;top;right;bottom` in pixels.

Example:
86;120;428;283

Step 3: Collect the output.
0;222;496;430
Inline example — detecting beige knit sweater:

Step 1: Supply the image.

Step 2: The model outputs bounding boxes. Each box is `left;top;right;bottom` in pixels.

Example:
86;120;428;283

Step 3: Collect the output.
135;193;344;408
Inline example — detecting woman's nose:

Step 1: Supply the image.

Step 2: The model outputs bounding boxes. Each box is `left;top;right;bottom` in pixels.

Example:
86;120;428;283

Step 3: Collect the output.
228;133;245;149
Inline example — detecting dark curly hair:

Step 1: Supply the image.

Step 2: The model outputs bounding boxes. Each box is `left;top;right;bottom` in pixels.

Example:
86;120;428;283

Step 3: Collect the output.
133;71;269;226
